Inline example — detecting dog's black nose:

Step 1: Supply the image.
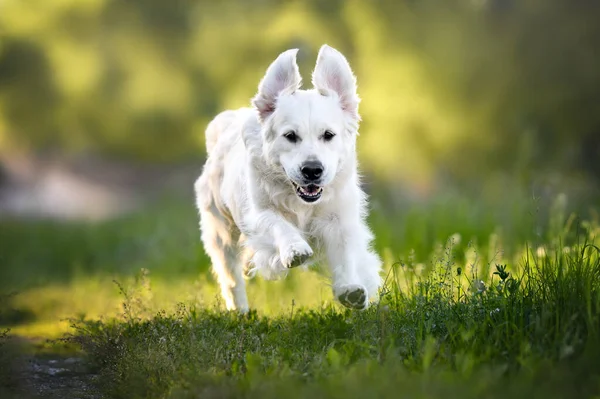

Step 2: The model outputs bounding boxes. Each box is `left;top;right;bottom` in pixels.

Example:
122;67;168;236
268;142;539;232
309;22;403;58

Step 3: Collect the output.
301;161;324;181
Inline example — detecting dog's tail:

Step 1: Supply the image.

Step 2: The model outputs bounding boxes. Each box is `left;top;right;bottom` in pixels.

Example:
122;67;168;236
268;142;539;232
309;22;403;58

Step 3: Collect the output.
204;110;237;154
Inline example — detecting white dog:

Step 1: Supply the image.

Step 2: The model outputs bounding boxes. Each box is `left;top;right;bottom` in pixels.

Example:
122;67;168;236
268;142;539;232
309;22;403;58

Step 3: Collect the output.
194;45;382;312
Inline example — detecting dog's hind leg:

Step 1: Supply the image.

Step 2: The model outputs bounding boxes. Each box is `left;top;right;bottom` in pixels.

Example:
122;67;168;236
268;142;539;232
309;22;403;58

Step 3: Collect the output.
214;245;249;313
199;209;249;312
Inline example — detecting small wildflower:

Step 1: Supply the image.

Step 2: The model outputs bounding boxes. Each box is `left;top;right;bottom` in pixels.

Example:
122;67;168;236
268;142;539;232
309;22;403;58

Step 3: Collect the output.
474;280;486;293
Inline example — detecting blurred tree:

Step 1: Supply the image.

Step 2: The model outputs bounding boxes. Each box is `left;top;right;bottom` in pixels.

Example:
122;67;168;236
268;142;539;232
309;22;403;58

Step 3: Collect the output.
0;0;598;185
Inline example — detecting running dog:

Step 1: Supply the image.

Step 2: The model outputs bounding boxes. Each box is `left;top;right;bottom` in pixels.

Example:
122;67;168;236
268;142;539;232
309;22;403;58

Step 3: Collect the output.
195;45;382;312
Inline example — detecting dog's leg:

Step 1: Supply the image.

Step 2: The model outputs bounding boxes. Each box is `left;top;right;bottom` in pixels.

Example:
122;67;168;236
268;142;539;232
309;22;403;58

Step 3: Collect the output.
322;218;382;310
355;248;383;301
199;209;249;313
219;245;249;312
250;210;313;270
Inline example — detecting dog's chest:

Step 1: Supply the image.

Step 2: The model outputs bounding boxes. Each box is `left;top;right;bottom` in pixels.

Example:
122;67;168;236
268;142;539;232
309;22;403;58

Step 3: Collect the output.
281;207;314;232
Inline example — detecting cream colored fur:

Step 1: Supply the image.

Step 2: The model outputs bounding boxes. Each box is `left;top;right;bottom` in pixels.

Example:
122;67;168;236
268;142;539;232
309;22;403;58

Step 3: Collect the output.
195;45;382;312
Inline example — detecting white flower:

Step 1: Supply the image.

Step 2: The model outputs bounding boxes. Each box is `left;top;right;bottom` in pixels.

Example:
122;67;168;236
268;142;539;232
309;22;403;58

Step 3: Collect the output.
474;280;486;293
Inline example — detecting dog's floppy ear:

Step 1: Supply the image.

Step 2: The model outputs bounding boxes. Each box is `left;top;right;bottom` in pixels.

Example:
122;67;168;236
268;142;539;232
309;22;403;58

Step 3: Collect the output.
252;49;302;123
312;45;360;120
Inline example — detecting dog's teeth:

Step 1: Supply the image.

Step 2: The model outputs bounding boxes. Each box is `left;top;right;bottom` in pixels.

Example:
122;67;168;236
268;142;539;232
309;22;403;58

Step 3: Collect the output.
295;184;323;200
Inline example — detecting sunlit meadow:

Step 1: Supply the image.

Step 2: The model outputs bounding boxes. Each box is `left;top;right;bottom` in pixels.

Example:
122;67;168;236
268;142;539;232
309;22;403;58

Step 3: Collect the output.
2;189;600;398
2;1;600;398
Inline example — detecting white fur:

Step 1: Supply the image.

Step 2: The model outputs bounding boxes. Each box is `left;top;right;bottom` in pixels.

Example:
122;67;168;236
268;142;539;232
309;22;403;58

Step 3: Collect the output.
195;45;382;312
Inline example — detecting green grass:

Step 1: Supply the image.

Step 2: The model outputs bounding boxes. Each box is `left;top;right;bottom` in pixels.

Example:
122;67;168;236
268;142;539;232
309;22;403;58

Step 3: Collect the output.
1;190;600;398
70;236;600;399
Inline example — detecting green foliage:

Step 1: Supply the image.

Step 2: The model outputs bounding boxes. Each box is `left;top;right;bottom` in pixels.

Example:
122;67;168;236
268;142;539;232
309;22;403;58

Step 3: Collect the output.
0;198;208;292
1;1;600;182
71;236;600;398
1;186;599;397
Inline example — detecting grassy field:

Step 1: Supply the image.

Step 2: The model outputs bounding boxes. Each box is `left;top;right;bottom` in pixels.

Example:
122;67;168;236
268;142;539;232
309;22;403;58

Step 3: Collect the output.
1;187;599;398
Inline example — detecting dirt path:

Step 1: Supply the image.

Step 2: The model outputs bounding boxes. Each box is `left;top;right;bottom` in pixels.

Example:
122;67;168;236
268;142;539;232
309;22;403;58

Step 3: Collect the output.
21;354;101;399
1;337;101;399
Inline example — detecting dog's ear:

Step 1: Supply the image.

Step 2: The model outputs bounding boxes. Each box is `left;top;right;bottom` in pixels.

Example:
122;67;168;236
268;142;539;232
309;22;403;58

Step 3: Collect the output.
312;45;360;120
252;49;302;123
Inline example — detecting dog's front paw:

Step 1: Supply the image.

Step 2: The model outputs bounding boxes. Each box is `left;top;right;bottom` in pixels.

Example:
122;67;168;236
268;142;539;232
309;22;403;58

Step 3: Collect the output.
280;241;313;269
335;284;368;310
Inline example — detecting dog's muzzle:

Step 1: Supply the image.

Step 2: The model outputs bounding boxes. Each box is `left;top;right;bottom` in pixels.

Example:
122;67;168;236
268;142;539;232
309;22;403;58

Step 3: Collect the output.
291;161;324;203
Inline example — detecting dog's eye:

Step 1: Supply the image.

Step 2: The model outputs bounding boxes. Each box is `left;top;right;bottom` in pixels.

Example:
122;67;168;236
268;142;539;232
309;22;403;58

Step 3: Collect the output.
322;130;336;141
284;131;299;143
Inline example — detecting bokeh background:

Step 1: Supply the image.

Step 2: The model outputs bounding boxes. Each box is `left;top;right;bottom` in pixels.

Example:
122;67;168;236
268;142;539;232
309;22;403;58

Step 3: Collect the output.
2;0;600;215
1;0;599;337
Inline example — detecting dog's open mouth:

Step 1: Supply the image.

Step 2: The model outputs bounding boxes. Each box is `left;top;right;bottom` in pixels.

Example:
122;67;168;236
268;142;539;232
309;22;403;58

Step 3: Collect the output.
292;182;323;203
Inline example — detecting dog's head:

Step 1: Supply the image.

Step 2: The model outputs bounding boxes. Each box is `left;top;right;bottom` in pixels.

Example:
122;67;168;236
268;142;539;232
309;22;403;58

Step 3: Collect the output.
251;45;360;204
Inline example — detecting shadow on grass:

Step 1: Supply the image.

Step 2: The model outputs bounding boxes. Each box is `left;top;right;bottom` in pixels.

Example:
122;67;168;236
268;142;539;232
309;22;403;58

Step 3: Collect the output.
0;293;37;328
0;334;29;399
0;307;37;329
